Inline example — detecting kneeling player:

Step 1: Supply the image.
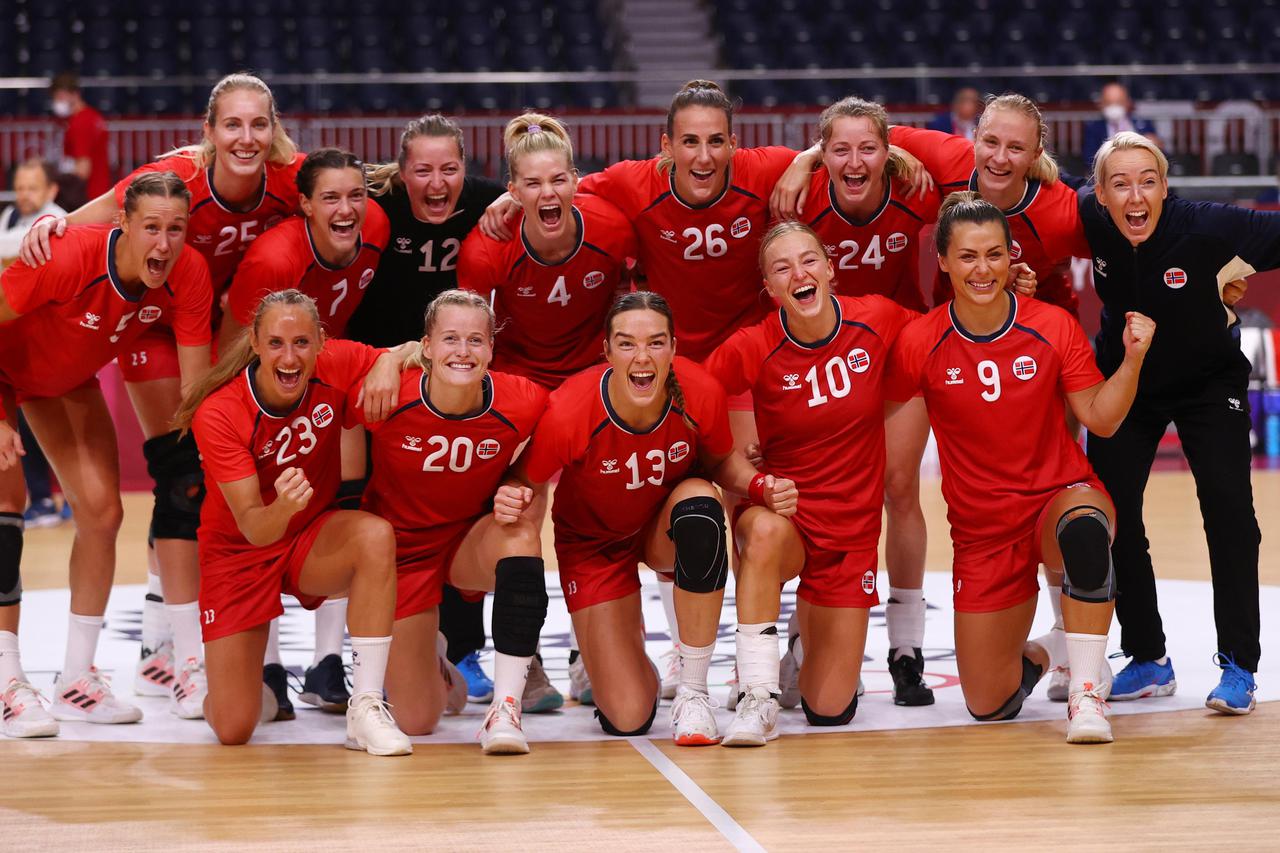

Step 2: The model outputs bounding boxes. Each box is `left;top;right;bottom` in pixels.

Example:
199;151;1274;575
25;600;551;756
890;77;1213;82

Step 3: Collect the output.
360;290;550;754
886;193;1154;743
176;289;413;755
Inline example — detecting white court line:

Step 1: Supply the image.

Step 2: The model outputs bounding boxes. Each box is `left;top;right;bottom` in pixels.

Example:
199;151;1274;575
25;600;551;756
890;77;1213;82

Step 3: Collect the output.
629;738;766;853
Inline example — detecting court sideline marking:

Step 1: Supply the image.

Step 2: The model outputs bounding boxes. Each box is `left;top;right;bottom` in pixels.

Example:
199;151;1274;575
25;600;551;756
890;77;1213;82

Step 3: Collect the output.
629;737;766;852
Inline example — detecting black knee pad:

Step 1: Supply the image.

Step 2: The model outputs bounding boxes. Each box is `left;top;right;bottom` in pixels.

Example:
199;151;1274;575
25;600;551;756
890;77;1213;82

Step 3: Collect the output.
968;686;1027;721
801;693;858;726
336;477;368;511
1057;506;1115;603
666;496;728;594
1022;655;1045;695
0;513;22;607
595;700;658;737
143;430;204;541
491;557;548;659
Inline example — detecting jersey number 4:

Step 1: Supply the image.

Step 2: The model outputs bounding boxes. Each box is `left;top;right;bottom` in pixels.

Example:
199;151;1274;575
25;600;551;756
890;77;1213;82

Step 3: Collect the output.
837;235;886;271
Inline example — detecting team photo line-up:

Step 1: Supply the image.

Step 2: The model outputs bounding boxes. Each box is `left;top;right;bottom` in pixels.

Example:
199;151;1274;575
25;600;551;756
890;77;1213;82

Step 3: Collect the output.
0;72;1271;755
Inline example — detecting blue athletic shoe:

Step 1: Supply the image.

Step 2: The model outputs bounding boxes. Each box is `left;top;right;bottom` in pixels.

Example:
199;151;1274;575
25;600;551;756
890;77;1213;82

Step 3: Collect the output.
1109;655;1177;700
1206;653;1256;715
457;651;494;704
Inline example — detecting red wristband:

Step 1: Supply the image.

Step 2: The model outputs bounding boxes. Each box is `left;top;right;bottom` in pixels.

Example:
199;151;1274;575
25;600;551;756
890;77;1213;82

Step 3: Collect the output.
748;473;767;505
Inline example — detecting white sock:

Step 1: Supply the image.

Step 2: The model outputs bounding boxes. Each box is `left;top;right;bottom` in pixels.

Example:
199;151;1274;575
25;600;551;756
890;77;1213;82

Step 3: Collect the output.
165;602;202;667
63;613;104;677
350;635;392;697
1032;627;1068;671
264;619;282;666
492;652;532;704
735;622;780;695
142;571;170;651
313;598;347;665
1048;584;1064;630
1066;632;1108;694
678;640;714;695
658;578;681;649
0;631;24;684
886;587;925;659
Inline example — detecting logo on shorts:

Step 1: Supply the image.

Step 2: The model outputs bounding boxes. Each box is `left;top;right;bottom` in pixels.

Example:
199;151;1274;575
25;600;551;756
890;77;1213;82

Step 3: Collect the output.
401;435;423;452
599;458;619;474
517;285;536;297
359;268;375;289
311;403;334;428
1228;397;1243;412
1093;257;1107;277
667;441;690;463
730;217;751;238
1013;356;1037;380
945;367;964;385
659;229;677;244
583;270;605;290
886;232;908;252
395;236;413;253
847;348;871;374
477;438;501;459
138;305;163;323
1164;267;1187;289
80;312;101;330
782;373;801;390
861;570;876;595
1010;239;1023;261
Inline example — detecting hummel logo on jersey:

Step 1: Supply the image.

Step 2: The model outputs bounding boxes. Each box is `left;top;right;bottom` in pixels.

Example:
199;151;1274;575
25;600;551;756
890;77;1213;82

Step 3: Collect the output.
194;234;213;244
258;440;275;459
517;285;536;297
395;236;413;253
1164;267;1187;289
1094;257;1107;277
659;229;677;243
945;367;964;385
782;373;801;390
1013;356;1037;380
1228;397;1243;412
600;458;619;474
824;244;838;256
401;436;423;452
80;312;101;330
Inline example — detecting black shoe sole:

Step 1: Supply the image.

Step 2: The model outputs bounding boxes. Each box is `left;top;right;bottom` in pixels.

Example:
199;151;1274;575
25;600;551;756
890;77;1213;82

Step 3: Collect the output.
893;689;936;707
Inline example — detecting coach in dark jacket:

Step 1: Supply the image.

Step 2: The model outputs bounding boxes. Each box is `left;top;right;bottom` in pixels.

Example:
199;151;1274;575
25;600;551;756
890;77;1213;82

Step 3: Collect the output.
1079;131;1280;715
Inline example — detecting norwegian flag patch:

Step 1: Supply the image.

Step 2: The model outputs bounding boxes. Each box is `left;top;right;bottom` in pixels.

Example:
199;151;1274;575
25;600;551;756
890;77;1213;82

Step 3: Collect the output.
1164;267;1187;289
1013;356;1037;380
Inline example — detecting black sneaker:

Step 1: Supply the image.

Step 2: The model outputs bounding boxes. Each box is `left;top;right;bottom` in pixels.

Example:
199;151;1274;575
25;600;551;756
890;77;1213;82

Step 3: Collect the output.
262;663;295;721
299;653;350;713
888;648;935;706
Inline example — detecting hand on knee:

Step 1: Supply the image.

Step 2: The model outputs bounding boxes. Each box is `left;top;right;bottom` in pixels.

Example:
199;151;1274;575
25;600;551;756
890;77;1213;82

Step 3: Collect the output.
1057;506;1115;604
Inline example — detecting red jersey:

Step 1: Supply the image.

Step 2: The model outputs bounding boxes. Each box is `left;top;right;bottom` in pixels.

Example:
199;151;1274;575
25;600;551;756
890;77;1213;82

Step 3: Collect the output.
803;170;938;312
457;194;636;388
885;294;1103;548
362;369;548;534
118;153;305;293
578;147;797;359
0;225;212;399
888;126;1089;313
706;295;915;552
524;357;734;541
192;339;380;566
225;201;390;338
64;106;111;198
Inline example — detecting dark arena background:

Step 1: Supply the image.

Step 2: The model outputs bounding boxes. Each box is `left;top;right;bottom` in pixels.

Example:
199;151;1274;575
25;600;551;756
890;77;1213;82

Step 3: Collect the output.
2;1;1280;849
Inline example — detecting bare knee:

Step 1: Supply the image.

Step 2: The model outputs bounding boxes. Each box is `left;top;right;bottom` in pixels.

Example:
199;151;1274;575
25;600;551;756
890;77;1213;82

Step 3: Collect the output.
72;495;123;537
883;467;920;513
669;477;719;504
351;515;395;567
208;708;259;745
738;512;789;568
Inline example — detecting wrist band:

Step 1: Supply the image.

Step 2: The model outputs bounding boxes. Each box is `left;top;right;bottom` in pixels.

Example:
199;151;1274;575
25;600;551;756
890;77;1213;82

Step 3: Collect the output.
748;473;767;505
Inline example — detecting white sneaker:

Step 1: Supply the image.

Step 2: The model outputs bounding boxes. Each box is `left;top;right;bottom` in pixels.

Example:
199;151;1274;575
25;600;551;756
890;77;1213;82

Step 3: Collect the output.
51;668;143;724
436;633;467;716
721;686;780;748
170;657;208;720
345;691;412;756
568;654;593;705
1050;657;1113;702
479;696;529;755
660;644;682;700
1;679;59;738
135;640;175;697
671;688;720;746
1066;685;1113;744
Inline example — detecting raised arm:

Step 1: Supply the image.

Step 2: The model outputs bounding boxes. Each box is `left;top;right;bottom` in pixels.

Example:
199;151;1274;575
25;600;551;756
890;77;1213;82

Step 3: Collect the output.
1067;311;1155;436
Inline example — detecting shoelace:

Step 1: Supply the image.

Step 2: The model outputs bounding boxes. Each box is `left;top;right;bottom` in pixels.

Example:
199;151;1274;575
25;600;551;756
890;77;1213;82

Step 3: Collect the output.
356;693;398;725
5;681;50;706
1070;687;1110;716
1212;653;1256;692
672;690;719;720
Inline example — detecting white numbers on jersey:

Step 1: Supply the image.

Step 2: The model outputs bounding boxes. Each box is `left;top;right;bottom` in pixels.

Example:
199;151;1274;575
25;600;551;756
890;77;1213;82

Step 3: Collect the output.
215;221;260;257
418;238;461;273
130;350;148;367
547;275;570;307
624;449;666;490
977;359;1002;402
682;224;728;261
422;436;475;473
803;355;854;408
330;279;348;317
837;235;886;271
274;416;319;465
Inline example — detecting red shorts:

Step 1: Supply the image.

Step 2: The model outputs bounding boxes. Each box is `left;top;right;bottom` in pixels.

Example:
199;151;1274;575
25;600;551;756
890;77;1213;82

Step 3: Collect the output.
117;326;181;383
951;480;1108;613
393;520;485;620
555;528;670;613
199;510;337;642
1;375;99;406
796;536;879;609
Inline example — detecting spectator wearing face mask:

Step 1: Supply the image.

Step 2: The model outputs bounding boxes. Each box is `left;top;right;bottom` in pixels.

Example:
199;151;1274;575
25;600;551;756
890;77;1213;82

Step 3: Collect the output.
49;72;111;204
1083;81;1160;166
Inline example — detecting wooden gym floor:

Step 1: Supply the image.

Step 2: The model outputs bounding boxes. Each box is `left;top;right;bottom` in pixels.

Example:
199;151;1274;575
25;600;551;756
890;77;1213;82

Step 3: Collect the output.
6;468;1280;851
